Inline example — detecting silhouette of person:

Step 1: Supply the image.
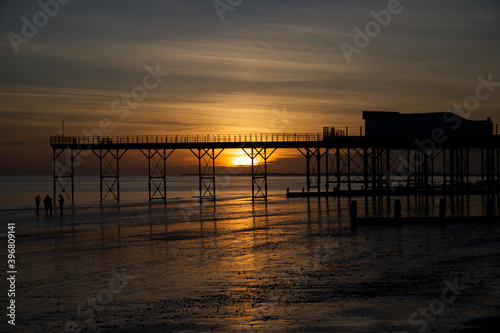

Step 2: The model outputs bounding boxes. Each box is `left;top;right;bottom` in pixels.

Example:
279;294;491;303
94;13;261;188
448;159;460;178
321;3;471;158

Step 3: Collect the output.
58;194;64;215
35;195;41;215
43;195;53;216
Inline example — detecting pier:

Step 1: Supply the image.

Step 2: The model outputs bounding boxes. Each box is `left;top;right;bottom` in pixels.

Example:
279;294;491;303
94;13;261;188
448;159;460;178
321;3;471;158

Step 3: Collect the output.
50;124;500;205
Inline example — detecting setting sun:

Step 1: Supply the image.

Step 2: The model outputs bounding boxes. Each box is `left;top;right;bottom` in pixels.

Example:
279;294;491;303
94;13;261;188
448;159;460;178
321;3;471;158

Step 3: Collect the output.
230;151;254;166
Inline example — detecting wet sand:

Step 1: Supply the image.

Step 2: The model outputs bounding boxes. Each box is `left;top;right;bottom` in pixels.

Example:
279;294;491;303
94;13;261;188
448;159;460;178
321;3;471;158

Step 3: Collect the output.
3;197;500;332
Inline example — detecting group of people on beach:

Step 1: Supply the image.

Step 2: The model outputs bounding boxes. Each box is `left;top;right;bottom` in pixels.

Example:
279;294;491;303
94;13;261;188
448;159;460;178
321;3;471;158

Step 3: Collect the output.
35;194;64;216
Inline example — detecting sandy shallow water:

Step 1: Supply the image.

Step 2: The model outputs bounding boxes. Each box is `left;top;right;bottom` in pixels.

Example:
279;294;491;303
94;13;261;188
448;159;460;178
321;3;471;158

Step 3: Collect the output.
2;197;500;332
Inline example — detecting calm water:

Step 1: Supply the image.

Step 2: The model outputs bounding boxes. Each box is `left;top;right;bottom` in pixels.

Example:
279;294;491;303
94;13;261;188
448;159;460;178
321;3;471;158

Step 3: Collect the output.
2;176;499;332
4;182;500;332
0;175;493;218
0;175;307;211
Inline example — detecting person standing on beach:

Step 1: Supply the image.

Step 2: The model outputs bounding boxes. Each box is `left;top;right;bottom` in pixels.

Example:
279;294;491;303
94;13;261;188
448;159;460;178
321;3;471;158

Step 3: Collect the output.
35;195;41;215
44;195;53;216
58;194;64;215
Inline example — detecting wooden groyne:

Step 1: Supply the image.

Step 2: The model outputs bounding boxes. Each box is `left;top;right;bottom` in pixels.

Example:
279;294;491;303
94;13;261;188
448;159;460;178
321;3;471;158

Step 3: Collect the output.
349;197;498;226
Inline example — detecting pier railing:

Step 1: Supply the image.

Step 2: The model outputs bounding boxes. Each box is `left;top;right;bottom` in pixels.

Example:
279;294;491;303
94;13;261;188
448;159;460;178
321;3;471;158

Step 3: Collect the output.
329;126;366;137
50;133;324;145
50;124;500;146
327;125;500;137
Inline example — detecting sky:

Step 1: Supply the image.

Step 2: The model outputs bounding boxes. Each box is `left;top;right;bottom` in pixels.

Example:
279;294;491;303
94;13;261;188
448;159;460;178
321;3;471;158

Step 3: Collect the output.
1;0;500;174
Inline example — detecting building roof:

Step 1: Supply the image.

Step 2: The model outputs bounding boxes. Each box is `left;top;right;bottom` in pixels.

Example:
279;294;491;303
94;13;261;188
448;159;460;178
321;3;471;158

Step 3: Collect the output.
362;111;451;119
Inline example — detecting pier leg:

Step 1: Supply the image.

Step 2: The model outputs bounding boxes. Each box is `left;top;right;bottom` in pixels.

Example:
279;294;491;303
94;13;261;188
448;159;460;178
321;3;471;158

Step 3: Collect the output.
430;149;436;191
326;147;365;195
466;148;470;191
450;148;455;191
336;148;341;191
93;149;127;203
488;147;494;192
423;150;429;192
53;147;80;205
394;199;401;218
350;200;357;220
298;148;323;195
243;147;276;200
496;147;500;193
306;149;311;192
481;147;494;193
347;148;351;192
317;148;321;194
371;148;377;192
386;148;391;192
190;148;224;202
325;148;329;194
443;148;447;193
481;148;485;191
439;198;446;218
53;149;56;204
363;148;369;192
325;147;341;193
407;149;411;188
71;148;74;204
140;149;175;202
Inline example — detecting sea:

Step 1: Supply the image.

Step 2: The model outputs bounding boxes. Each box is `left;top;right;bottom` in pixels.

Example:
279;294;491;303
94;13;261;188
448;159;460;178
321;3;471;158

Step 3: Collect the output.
1;175;499;332
0;174;491;218
0;175;308;211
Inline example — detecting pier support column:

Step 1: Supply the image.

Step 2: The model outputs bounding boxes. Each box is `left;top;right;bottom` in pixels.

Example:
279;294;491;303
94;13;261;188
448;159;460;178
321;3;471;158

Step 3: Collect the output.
456;147;468;192
483;147;495;192
443;148;448;192
325;147;367;194
93;149;127;202
386;148;391;192
363;148;369;192
496;147;500;192
140;149;175;202
53;147;80;205
324;148;329;194
325;148;339;193
466;148;470;191
298;148;323;194
243;146;276;200
190;148;224;202
347;148;352;192
336;148;341;191
371;148;377;192
450;147;456;191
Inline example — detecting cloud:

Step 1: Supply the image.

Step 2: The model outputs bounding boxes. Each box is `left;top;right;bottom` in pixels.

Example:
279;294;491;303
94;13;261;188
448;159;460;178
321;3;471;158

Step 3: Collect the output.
1;0;500;174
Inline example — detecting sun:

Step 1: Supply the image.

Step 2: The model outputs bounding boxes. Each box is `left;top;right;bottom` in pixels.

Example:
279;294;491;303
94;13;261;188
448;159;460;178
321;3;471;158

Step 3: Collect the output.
230;151;253;166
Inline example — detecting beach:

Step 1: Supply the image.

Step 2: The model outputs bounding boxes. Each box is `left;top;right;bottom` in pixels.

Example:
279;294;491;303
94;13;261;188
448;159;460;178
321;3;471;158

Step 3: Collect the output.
2;195;500;332
2;0;500;331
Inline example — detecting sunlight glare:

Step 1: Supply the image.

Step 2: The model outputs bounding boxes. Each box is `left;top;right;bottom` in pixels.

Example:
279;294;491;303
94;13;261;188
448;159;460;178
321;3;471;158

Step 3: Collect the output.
231;152;253;166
